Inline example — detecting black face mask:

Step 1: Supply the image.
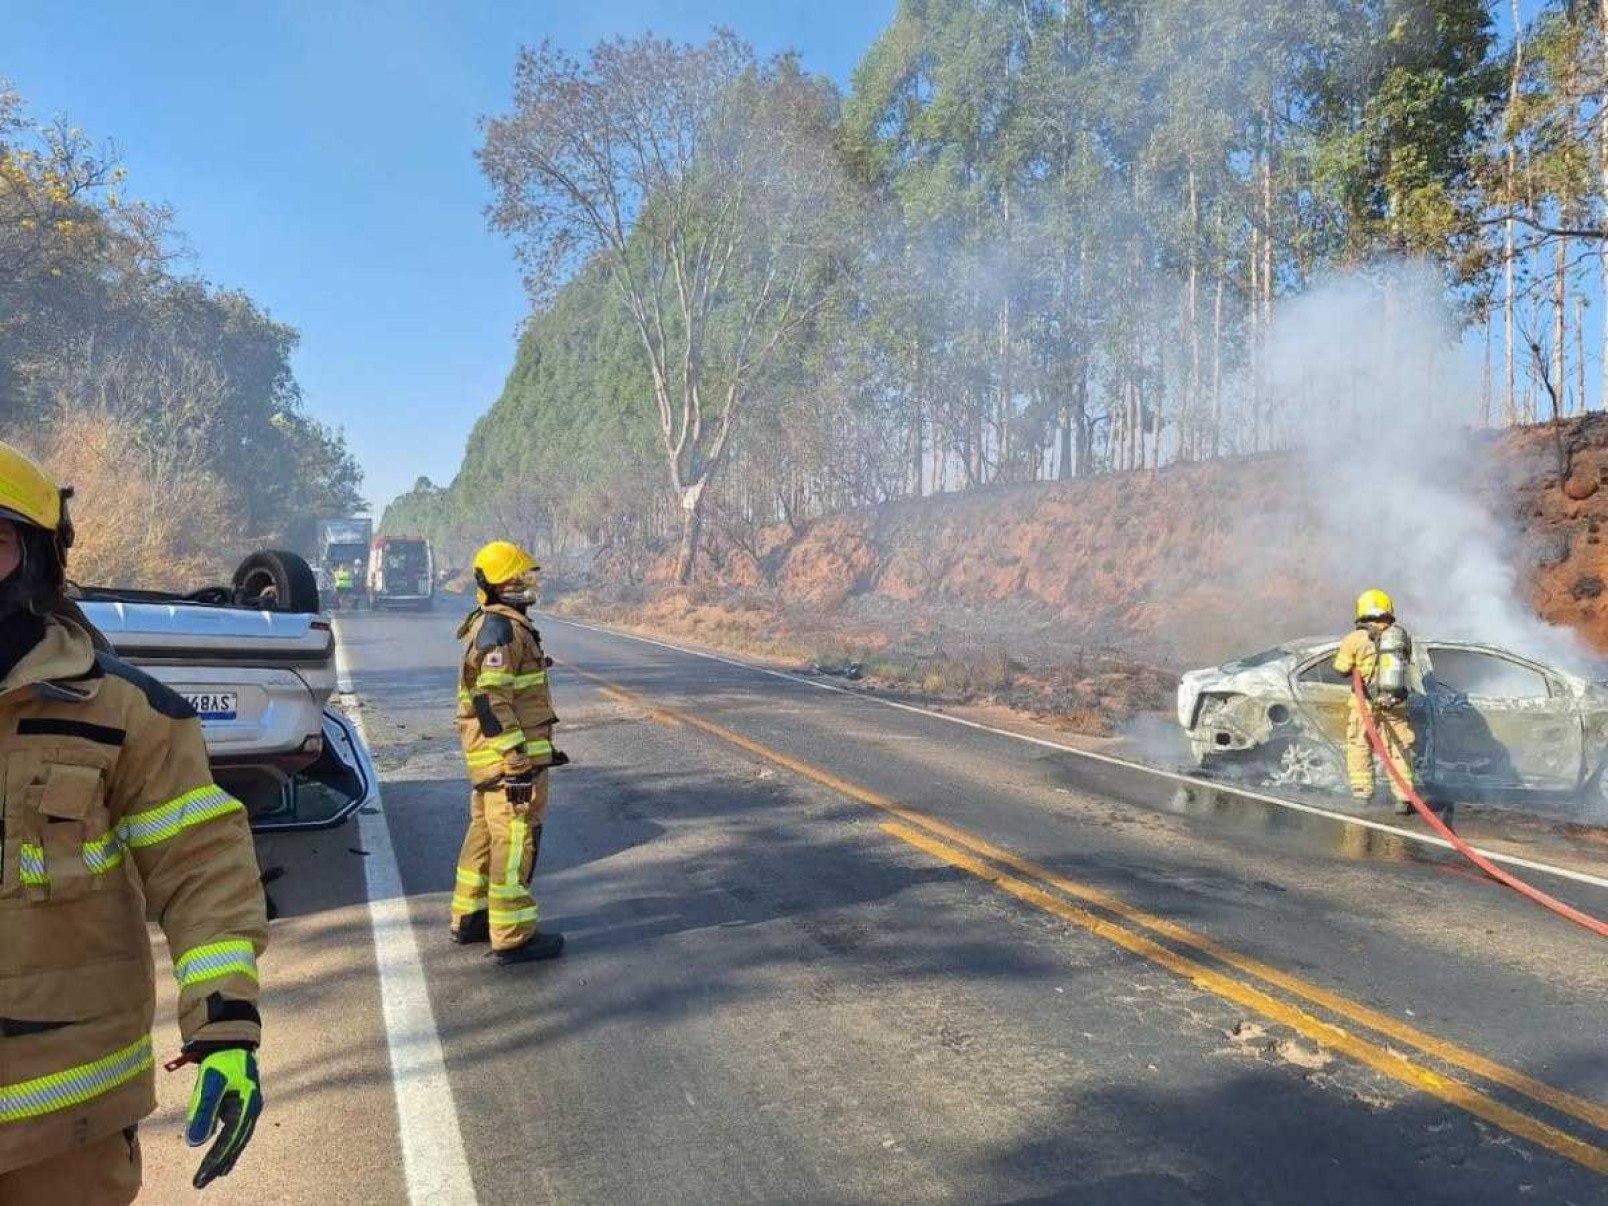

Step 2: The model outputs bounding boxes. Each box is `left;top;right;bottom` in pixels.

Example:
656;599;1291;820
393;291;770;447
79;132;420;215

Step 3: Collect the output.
475;569;531;615
486;586;529;615
0;526;59;621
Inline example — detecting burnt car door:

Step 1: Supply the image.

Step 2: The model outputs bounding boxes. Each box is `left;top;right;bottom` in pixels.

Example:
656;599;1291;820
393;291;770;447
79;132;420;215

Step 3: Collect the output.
1421;645;1583;794
1290;646;1352;747
1290;641;1435;788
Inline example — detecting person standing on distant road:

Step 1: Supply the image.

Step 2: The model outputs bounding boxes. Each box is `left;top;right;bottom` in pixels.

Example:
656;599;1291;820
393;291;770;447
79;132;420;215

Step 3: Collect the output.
1334;589;1417;815
0;440;267;1202
449;540;567;964
332;562;353;611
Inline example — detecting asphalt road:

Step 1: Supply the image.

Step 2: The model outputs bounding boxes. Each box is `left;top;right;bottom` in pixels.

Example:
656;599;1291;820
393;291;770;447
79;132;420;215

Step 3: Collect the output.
146;606;1608;1205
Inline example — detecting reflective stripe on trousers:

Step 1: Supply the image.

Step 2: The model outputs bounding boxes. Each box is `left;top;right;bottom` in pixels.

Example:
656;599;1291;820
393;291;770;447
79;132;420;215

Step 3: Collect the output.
453;785;539;950
490;813;539;932
452;867;489;920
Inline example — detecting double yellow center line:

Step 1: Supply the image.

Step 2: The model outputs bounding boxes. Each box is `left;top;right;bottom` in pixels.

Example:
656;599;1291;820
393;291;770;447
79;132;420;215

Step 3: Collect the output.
569;664;1608;1178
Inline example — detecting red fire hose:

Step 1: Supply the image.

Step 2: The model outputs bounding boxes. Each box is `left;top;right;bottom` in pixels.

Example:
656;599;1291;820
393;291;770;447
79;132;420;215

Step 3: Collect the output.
1351;671;1608;940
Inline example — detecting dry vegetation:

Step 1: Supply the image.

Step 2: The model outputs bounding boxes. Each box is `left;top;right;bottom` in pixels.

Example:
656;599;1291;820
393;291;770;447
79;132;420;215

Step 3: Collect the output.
3;83;364;585
28;411;241;590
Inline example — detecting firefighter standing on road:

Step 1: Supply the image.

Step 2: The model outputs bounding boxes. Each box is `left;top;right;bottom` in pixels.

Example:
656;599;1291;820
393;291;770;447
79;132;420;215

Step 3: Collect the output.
1334;589;1417;815
450;540;566;964
0;441;267;1202
332;562;353;611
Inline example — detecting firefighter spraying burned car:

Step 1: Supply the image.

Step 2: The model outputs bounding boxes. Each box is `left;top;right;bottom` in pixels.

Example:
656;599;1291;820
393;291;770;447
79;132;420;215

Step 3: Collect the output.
1335;590;1417;814
1178;606;1608;823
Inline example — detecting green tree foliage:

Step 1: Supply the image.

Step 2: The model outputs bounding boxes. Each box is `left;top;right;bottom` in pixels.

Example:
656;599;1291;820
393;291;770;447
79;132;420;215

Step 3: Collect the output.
381;261;663;571
476;33;856;581
395;5;1602;582
0;83;363;570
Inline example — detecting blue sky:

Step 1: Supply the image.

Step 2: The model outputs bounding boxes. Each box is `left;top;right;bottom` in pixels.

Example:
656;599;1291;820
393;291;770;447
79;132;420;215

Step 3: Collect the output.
1;1;896;514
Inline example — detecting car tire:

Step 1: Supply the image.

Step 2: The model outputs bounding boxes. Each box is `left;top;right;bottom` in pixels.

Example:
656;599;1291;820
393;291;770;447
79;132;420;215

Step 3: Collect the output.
233;550;322;613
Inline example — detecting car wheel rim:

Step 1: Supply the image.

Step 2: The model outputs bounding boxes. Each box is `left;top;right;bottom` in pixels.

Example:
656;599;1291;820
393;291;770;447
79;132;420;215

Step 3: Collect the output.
241;571;279;607
1266;741;1339;790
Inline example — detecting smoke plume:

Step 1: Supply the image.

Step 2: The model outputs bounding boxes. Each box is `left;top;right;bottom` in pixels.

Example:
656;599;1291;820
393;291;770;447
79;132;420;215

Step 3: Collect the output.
1262;264;1596;673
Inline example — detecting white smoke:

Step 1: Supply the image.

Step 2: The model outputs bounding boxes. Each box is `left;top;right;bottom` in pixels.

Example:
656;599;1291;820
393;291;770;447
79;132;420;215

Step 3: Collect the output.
1262;264;1596;673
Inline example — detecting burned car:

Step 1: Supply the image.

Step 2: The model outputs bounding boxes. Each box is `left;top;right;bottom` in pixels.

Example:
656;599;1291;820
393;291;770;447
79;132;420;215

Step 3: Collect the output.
74;550;376;831
1178;637;1608;819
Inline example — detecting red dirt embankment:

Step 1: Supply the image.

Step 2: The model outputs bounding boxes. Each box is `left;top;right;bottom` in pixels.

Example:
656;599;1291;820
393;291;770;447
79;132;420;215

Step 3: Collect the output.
575;415;1608;734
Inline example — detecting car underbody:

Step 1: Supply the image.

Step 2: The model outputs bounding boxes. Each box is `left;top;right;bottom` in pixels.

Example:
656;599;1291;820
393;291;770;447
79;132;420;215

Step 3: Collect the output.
74;552;377;830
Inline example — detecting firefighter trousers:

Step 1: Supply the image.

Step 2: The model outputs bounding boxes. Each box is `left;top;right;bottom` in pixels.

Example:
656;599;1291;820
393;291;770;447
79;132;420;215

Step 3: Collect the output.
0;1126;140;1206
1346;700;1415;804
451;776;548;950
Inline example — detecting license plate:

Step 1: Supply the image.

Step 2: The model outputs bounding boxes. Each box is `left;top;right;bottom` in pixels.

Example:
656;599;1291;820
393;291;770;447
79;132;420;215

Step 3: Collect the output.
184;692;239;721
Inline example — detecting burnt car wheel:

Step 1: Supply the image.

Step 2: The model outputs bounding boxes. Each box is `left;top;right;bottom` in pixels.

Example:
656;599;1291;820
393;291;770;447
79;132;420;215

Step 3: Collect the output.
1261;737;1345;793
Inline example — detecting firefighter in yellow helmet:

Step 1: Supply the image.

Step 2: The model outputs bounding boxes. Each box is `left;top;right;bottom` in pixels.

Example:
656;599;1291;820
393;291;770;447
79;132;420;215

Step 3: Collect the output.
0;441;267;1200
1333;589;1417;815
450;540;567;963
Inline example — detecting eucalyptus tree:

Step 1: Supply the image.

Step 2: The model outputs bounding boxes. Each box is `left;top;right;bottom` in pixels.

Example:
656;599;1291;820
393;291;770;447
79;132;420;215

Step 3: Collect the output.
480;32;856;582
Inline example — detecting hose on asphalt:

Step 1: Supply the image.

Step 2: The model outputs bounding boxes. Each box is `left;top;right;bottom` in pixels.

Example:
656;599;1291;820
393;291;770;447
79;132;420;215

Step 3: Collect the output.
1352;670;1608;940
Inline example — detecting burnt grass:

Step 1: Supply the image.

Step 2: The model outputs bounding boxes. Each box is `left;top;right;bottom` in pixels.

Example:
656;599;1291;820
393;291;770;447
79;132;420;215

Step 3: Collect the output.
547;585;1178;739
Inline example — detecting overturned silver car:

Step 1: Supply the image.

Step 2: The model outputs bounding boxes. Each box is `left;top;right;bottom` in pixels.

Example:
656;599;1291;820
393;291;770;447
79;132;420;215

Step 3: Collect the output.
75;550;376;831
1178;637;1608;820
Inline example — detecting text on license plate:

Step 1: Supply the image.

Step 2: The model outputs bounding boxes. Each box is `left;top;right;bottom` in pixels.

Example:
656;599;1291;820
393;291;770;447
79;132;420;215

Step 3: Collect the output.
184;692;239;721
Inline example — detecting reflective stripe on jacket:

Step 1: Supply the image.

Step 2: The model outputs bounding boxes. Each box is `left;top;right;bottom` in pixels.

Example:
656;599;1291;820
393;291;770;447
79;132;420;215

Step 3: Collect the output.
455;604;559;785
0;615;268;1173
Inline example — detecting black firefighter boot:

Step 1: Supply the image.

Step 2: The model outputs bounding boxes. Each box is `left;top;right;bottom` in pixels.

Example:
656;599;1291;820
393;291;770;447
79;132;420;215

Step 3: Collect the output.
492;824;565;965
452;910;490;945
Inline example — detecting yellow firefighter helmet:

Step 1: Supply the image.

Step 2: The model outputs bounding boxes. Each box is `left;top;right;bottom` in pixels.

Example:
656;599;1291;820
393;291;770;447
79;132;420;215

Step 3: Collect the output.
473;540;540;605
1356;589;1395;623
0;440;67;535
0;441;75;607
473;540;539;585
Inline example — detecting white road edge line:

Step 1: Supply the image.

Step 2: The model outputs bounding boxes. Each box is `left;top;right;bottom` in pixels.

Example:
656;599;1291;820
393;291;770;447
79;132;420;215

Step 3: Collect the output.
332;619;478;1205
544;613;1608;895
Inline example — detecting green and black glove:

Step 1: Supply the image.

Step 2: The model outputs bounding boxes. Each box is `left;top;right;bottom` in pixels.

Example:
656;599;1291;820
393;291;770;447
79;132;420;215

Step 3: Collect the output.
183;1044;264;1189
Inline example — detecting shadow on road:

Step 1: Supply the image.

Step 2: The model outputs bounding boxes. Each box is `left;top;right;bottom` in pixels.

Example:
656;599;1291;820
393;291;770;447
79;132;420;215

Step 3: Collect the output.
245;690;1608;1205
970;1047;1608;1206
